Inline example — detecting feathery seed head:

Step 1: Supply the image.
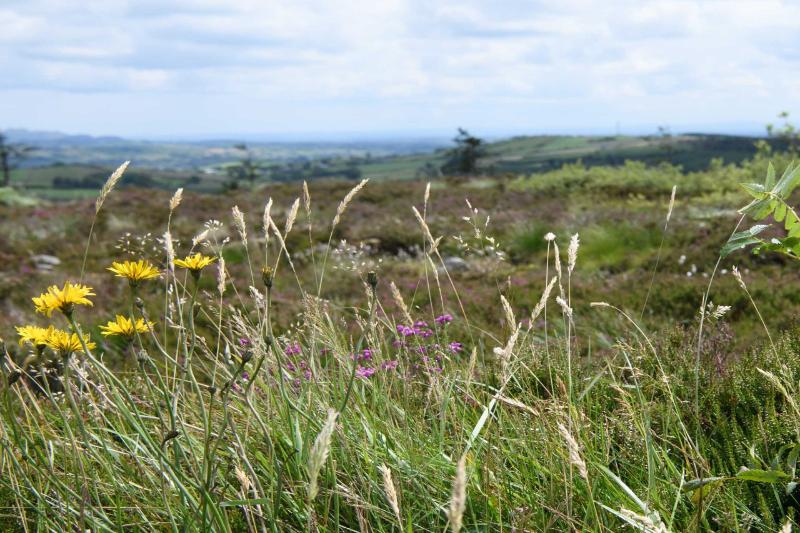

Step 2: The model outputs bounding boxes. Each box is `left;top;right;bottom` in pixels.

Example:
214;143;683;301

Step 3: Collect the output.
308;408;339;501
96;160;129;214
567;233;580;274
332;179;368;228
169;188;183;212
379;464;401;523
231;205;247;243
557;422;588;481
285;198;300;234
217;257;227;296
449;454;468;533
302;181;311;214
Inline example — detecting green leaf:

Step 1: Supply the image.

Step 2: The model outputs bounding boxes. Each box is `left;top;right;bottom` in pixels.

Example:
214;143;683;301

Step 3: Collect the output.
773;162;800;198
775;202;787;222
741;197;776;220
765;162;776;189
721;225;770;257
735;468;791;483
740;182;767;198
788;444;800;477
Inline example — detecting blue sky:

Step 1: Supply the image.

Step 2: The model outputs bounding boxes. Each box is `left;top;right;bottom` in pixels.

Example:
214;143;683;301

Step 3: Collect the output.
0;0;798;139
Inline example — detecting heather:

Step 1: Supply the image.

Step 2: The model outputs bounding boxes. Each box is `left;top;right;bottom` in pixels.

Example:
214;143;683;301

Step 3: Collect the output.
0;152;799;531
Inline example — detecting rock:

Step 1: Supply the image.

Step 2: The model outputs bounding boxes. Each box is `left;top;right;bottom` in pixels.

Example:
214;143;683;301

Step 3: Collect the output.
32;254;61;272
442;256;469;273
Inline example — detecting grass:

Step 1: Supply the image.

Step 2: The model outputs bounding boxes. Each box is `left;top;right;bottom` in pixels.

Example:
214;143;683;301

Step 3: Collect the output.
0;153;799;530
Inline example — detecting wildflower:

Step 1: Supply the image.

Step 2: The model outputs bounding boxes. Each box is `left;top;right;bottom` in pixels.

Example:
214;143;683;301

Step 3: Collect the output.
397;325;416;337
45;328;96;355
100;315;152;338
284;342;301;356
544;232;556;242
238;337;251;347
174;253;216;275
366;270;378;290
381;360;399;371
261;265;274;288
353;348;374;361
356;366;376;379
32;281;95;317
434;314;453;325
449;341;464;353
16;325;52;348
107;259;160;285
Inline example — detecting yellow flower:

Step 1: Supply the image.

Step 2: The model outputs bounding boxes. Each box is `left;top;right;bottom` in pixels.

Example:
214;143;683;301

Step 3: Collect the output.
174;253;216;272
32;282;95;317
16;325;52;348
108;260;160;283
100;315;153;338
44;328;96;354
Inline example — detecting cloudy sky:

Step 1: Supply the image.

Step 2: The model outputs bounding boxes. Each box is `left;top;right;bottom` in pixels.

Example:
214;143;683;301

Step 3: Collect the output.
0;0;798;139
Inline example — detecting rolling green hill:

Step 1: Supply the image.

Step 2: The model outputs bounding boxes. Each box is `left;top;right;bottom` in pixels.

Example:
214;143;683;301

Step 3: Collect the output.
5;132;783;199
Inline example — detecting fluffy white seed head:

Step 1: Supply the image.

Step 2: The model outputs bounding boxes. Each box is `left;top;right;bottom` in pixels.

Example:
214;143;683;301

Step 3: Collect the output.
567;233;580;274
169;188;183;212
308;408;339;502
96;160;130;214
232;205;247;243
448;454;468;533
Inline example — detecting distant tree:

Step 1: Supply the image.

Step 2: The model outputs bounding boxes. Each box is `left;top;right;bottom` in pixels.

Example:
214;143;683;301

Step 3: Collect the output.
441;128;485;175
0;132;35;187
767;111;799;153
226;143;265;188
656;125;675;161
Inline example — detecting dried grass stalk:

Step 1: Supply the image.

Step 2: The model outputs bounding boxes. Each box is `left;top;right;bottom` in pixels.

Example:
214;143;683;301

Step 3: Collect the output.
96;160;130;214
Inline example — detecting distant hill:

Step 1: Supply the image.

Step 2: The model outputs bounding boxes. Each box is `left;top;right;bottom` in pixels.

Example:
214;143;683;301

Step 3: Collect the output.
2;129;784;199
351;133;782;181
3;129;449;170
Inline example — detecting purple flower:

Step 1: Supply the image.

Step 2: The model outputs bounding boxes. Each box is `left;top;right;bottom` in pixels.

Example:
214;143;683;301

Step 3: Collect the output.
381;360;399;371
449;342;463;353
397;325;416;337
435;314;453;325
414;320;429;328
286;361;297;372
241;371;250;381
284;342;301;356
239;337;251;347
304;369;312;380
392;340;404;349
356;366;376;379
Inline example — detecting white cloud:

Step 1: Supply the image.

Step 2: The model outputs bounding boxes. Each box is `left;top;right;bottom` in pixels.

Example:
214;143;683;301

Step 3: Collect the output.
0;0;798;136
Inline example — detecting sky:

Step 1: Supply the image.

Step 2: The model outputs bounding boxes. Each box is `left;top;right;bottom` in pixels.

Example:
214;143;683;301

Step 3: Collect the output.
0;0;798;139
